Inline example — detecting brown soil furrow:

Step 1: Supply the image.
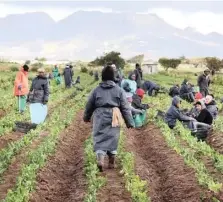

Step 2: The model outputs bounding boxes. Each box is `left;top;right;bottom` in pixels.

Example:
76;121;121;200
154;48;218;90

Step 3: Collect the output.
207;131;223;154
0;131;48;200
30;111;91;202
125;124;211;202
97;165;132;202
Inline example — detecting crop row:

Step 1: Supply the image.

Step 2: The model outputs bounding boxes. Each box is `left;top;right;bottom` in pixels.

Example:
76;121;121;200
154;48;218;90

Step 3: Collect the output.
144;94;222;199
3;81;97;202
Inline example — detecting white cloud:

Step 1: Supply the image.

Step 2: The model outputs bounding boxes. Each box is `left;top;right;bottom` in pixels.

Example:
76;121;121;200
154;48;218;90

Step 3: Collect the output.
147;8;223;34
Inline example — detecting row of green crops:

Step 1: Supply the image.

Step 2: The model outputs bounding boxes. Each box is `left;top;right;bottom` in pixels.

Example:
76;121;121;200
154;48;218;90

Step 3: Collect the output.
0;81;92;180
144;94;223;199
118;130;150;202
3;80;96;202
0;72;92;136
84;137;106;202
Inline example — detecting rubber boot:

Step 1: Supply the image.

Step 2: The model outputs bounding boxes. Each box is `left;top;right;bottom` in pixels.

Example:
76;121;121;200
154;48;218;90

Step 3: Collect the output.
108;154;115;169
97;153;105;172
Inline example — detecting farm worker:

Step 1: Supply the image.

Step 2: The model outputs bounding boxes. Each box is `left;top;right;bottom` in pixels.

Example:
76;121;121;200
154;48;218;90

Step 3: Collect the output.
126;93;144;115
195;92;203;102
193;101;213;126
83;65;134;172
94;71;99;81
165;96;196;129
112;64;123;86
73;76;80;85
197;69;211;97
13;64;29;114
205;95;218;119
55;73;62;85
169;84;180;97
134;63;143;88
132;88;149;110
142;80;160;96
179;79;195;103
27;68;49;124
52;64;59;78
121;72;137;97
63;64;74;88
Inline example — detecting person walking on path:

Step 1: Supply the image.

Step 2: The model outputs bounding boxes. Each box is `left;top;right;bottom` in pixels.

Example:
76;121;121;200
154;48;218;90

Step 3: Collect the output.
27;68;49;124
14;64;29;114
83;65;134;172
63;64;74;88
197;69;211;97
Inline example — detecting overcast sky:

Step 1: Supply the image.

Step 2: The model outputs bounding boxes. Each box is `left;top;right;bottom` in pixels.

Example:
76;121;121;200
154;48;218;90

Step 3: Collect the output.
1;1;223;34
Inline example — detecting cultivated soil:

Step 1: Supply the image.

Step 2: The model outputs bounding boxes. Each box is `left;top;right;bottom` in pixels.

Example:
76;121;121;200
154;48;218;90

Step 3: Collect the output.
125;124;212;202
97;163;132;202
207;131;223;154
0;131;49;200
30;111;91;202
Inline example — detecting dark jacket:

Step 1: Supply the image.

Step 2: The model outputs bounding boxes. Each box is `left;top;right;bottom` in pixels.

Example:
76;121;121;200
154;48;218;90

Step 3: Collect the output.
114;69;123;86
169;86;180;97
165;96;193;128
195;108;213;125
180;80;190;95
134;67;142;88
142;81;157;91
132;94;149;110
197;73;210;91
28;75;49;104
83;81;134;152
63;65;74;87
205;100;218;119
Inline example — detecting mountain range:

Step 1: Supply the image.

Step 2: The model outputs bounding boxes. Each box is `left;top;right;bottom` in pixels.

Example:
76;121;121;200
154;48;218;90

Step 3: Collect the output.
0;11;223;61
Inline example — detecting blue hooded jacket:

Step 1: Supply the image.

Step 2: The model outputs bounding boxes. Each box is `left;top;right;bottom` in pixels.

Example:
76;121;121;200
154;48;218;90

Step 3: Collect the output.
165;96;192;128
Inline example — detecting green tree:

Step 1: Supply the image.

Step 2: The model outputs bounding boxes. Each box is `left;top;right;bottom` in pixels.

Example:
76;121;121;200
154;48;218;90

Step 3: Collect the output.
158;58;181;71
205;57;223;71
90;51;126;69
127;54;144;64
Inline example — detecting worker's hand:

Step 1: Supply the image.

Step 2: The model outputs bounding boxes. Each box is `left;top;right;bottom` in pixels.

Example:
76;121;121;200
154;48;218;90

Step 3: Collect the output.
18;84;22;90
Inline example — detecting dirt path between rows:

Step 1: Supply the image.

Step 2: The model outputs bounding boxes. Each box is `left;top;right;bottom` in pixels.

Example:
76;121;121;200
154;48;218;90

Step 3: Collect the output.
125;124;211;202
30;111;91;202
97;164;132;202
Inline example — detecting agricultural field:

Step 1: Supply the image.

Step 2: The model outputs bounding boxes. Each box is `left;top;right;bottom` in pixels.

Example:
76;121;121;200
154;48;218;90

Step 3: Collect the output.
0;64;223;202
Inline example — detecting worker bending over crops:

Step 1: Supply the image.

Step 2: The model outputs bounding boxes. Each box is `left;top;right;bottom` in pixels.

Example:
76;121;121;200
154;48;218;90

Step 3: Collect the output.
169;84;180;97
83;65;134;172
179;79;195;103
131;88;149;127
27;68;49;124
142;80;160;96
165;96;196;129
14;64;30;114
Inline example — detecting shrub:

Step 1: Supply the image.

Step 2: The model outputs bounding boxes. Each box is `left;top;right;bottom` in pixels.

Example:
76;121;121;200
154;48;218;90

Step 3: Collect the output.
10;66;19;72
31;62;43;72
81;66;88;73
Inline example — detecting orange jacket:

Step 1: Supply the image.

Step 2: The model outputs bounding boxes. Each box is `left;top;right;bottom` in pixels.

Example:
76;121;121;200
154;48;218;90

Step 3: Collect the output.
14;68;29;96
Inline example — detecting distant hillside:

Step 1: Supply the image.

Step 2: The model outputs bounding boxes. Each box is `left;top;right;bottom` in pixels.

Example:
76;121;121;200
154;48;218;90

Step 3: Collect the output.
1;11;223;60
